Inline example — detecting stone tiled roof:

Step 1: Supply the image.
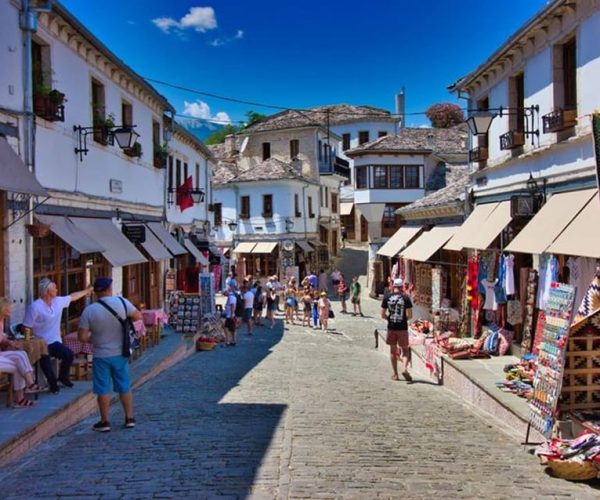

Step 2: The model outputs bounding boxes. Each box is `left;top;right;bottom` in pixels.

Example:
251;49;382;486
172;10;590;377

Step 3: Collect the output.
208;143;240;186
243;104;396;133
215;158;313;186
346;124;468;156
397;165;470;215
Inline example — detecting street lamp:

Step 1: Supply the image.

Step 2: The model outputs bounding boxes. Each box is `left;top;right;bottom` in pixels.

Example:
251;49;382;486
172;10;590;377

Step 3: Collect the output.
73;124;139;161
465;111;495;136
228;221;238;232
112;127;139;149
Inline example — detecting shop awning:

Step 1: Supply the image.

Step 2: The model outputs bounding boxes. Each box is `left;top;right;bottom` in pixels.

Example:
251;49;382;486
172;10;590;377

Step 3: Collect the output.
146;222;187;256
252;242;278;254
505;189;597;255
137;225;172;261
377;226;423;257
0;136;48;196
340;202;354;216
183;239;209;265
296;240;314;253
466;201;512;250
35;214;105;254
547;195;600;258
69;217;147;267
443;203;499;251
233;242;256;253
400;225;460;262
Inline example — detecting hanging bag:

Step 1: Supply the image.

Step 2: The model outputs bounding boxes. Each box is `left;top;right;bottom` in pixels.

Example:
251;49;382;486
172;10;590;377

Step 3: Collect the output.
97;297;139;358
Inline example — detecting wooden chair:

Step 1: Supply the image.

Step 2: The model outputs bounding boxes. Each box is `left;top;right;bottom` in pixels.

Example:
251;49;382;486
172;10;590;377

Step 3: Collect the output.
70;354;91;381
0;373;14;407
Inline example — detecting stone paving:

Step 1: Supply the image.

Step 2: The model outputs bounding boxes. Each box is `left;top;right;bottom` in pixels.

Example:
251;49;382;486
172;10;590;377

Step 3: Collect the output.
1;291;600;498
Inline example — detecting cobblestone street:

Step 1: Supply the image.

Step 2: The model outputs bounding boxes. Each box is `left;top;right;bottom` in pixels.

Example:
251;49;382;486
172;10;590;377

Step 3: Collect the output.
1;295;599;498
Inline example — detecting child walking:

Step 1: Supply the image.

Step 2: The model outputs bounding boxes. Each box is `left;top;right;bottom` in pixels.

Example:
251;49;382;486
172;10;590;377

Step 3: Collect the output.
318;291;332;332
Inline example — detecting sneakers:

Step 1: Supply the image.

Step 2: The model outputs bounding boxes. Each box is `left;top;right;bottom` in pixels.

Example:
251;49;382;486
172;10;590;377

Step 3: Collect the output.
124;417;136;429
93;421;111;432
59;378;74;388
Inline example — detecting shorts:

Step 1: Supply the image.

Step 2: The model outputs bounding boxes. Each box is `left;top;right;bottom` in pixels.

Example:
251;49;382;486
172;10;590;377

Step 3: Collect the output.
93;356;131;395
224;318;236;331
267;302;276;311
332;280;340;287
243;308;253;322
351;296;361;304
386;329;409;347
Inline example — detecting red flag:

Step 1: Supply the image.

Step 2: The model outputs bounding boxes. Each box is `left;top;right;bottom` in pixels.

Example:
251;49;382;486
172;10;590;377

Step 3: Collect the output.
176;176;194;212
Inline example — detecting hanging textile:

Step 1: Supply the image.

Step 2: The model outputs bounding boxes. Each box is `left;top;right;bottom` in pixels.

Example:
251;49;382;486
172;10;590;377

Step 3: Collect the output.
520;269;539;353
504;254;516;295
467;255;480;310
568;257;598;315
571;268;600;326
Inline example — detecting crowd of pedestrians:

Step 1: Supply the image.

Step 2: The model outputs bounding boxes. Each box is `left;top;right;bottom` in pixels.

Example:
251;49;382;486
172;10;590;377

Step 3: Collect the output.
220;268;362;339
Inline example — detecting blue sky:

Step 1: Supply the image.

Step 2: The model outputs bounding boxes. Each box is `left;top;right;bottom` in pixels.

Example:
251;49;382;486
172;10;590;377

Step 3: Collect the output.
60;0;548;128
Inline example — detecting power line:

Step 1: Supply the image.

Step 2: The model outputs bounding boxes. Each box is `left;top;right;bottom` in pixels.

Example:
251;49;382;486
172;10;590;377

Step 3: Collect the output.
146;75;467;120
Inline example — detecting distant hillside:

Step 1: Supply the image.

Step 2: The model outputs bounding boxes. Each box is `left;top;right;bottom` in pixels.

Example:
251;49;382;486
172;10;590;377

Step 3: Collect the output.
179;119;227;141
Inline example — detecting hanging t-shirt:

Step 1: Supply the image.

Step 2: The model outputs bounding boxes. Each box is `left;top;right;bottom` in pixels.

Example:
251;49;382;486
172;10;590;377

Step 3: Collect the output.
481;279;498;311
541;256;558;309
504;254;516;296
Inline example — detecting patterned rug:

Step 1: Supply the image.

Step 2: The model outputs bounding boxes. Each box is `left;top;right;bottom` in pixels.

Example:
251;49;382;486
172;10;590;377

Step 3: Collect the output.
571;269;600;328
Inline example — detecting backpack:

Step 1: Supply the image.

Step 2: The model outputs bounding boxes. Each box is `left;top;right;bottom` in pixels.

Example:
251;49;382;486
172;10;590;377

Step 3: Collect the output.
483;328;500;355
234;292;245;318
97;297;139;358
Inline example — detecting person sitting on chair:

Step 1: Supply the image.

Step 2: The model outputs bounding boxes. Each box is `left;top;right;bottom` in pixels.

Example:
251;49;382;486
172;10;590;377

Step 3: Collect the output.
23;278;92;393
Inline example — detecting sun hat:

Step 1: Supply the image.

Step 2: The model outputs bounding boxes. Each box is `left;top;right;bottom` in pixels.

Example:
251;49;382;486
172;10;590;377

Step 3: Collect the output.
320;291;327;296
393;278;404;287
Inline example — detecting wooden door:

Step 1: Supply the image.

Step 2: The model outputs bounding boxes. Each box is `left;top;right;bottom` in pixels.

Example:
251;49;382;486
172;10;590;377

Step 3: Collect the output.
360;215;368;242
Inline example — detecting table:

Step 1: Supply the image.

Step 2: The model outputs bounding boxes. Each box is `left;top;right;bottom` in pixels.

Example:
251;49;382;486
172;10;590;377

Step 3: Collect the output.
142;309;168;327
63;333;93;355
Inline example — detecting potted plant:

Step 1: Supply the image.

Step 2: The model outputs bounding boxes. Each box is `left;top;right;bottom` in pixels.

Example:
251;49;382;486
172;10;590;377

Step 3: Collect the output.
124;141;143;158
153;142;168;168
33;84;66;122
93;111;115;145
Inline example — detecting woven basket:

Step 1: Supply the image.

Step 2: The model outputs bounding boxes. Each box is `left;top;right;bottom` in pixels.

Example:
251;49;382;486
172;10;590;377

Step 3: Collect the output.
196;341;215;351
547;459;598;481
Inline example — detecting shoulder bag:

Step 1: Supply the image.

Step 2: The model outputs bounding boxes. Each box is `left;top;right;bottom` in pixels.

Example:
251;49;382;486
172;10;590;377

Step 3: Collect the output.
97;297;139;358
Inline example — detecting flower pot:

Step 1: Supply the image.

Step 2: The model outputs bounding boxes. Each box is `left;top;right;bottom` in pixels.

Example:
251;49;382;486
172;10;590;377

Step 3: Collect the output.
26;222;50;238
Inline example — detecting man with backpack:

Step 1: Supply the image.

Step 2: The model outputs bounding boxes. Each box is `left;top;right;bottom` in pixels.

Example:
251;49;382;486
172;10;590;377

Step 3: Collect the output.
381;278;413;382
223;290;238;347
78;277;142;432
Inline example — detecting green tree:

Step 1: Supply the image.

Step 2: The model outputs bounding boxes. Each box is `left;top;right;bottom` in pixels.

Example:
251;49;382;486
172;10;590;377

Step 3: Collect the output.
204;124;238;145
245;110;266;125
425;103;464;128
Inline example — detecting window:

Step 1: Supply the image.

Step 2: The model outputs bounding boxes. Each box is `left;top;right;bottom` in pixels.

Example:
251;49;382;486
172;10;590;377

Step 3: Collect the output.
509;73;525;133
240;196;250;219
358;131;370;145
378;131;388;138
152;120;161;156
320;186;323;207
262;142;271;160
563;38;577;110
214;203;222;226
318;140;322;160
175;159;182;188
122;101;133;127
308;196;315;218
262;194;273;217
32;39;51;93
290;139;299;158
294;194;301;217
195;163;200;188
389;166;403;188
331;192;338;213
91;79;106;143
382;206;397;229
405;166;420;188
325;187;329;208
167;155;174;190
355;166;368;189
342;133;351;151
373;166;388;188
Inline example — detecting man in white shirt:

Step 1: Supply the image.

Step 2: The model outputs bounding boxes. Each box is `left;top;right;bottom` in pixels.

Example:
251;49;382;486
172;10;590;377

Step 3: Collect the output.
23;277;92;393
223;290;237;346
242;285;255;336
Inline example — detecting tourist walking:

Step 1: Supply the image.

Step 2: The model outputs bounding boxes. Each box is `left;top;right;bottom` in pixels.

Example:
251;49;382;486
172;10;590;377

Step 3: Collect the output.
381;278;413;382
301;288;312;327
338;275;349;314
318;291;332;331
285;286;298;325
78;278;141;431
223;290;237;346
318;269;328;293
265;288;277;328
341;226;347;248
331;269;341;295
253;285;265;326
242;285;254;336
23;277;92;393
350;276;363;317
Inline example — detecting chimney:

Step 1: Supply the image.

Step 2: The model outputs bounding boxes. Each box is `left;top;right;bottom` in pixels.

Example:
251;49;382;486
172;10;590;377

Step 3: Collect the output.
224;134;238;156
395;87;405;129
426;133;435;149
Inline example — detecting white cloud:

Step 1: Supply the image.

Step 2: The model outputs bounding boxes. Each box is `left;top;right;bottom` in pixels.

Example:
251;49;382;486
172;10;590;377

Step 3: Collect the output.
182;100;231;127
152;6;217;35
209;29;244;47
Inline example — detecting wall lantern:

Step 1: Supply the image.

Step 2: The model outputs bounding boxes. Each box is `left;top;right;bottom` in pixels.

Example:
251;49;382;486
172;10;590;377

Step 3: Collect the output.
228;221;238;231
166;187;205;207
74;124;139;161
465;105;540;144
285;218;294;232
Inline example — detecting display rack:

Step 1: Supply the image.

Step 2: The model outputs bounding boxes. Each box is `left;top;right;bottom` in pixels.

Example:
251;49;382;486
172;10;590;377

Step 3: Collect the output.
199;272;216;317
528;282;575;438
167;291;200;334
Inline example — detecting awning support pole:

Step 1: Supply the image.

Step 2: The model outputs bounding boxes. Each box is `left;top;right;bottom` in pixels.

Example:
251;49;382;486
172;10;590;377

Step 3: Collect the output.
2;196;50;231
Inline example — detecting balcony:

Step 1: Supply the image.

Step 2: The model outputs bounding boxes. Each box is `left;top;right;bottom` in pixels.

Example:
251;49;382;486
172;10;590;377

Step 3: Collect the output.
33;91;65;122
319;156;351;179
499;130;525;150
542;108;577;133
468;147;488;163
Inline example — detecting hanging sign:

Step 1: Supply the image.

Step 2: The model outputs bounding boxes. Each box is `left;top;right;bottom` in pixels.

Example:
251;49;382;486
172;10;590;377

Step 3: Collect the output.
122;224;146;243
